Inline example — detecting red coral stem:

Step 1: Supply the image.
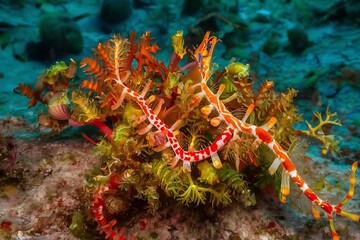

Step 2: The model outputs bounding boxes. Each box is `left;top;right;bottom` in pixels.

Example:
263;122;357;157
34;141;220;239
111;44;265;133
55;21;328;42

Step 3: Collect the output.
88;119;114;142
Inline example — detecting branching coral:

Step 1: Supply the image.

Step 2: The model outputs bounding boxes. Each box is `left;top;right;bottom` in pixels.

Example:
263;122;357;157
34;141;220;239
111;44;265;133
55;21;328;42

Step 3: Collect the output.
16;31;359;240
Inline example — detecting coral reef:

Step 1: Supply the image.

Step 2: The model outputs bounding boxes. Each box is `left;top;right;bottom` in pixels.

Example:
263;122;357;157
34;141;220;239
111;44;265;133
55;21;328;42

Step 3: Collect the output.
14;30;359;240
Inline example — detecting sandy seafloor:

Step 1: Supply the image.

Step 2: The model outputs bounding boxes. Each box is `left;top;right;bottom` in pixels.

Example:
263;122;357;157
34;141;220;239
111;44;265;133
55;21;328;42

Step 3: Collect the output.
1;1;360;239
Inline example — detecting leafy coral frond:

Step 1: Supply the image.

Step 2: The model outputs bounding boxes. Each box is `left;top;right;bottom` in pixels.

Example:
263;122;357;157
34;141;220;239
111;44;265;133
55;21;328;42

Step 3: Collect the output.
44;61;70;85
209;185;232;207
171;30;187;59
152;158;184;196
15;60;77;109
109;34;130;79
14;83;34;98
80;79;103;94
80;57;108;80
178;183;206;206
71;90;102;122
218;165;245;191
197;161;218;185
136;185;161;213
95;42;115;76
14;83;38;108
302;106;342;155
94;138;113;158
217;164;255;206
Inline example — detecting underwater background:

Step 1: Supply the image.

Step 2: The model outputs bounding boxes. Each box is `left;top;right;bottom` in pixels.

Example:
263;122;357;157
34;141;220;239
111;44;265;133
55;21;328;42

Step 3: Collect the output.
1;0;360;239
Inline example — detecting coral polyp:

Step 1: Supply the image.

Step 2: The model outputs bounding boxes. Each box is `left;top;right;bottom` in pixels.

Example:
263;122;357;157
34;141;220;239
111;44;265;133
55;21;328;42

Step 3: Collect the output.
16;31;358;240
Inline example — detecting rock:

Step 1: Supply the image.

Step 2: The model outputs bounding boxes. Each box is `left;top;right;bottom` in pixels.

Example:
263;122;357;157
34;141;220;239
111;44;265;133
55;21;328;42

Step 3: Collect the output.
221;27;249;49
182;0;205;16
346;0;360;25
39;13;83;54
309;0;346;22
261;34;280;56
287;27;309;53
100;0;133;24
254;9;272;23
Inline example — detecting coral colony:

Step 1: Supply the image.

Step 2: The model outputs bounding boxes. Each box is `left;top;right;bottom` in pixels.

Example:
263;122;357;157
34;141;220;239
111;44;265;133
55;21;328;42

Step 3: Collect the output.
16;31;359;239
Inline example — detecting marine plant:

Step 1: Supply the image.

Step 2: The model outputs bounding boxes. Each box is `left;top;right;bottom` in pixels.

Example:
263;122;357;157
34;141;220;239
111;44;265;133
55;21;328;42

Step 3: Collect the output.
15;30;358;239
